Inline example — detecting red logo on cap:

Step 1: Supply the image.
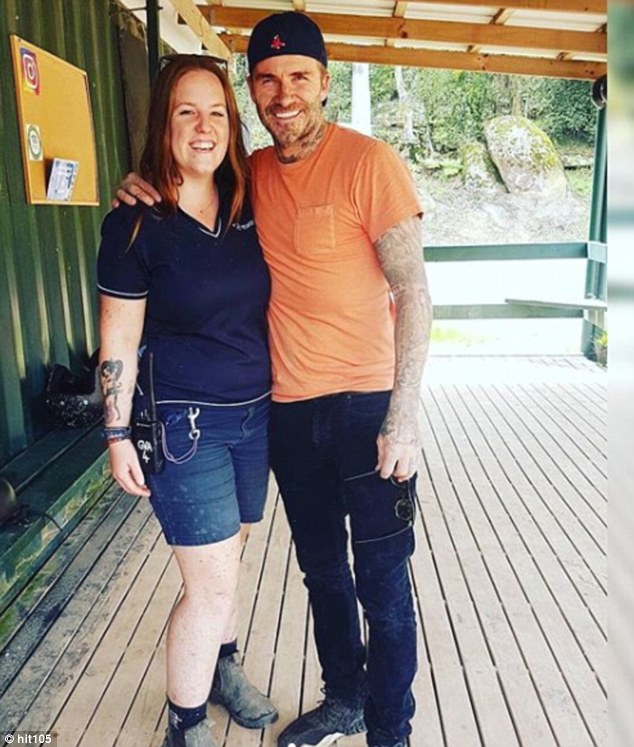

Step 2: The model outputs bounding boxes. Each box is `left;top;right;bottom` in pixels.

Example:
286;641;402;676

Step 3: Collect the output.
270;35;286;50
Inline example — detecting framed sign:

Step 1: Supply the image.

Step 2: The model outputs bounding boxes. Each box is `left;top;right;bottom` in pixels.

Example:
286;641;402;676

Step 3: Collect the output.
10;35;99;205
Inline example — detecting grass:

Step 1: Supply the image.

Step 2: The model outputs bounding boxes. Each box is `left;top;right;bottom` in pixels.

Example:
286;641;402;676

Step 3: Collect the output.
431;326;489;345
566;167;593;198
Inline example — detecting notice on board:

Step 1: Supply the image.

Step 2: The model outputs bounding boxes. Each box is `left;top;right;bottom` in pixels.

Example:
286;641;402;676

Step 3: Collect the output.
46;159;80;201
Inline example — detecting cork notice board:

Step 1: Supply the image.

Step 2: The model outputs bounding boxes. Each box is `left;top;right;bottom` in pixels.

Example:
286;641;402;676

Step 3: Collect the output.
10;35;99;205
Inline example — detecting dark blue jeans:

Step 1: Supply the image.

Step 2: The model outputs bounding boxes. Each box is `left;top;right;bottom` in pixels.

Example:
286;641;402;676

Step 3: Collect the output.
269;391;417;745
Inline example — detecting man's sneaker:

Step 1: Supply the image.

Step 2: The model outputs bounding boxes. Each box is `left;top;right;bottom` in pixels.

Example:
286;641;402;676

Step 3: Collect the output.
277;696;365;747
209;653;278;729
162;717;219;747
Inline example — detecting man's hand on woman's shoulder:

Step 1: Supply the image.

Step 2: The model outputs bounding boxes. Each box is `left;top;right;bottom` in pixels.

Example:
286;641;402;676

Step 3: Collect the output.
112;172;162;209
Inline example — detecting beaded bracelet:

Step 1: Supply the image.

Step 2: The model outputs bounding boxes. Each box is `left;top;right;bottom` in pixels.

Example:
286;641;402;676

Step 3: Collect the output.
103;426;132;443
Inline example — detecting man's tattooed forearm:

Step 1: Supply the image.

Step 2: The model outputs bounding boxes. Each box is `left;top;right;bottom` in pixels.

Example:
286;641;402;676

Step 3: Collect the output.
100;358;124;424
375;215;433;388
375;215;433;441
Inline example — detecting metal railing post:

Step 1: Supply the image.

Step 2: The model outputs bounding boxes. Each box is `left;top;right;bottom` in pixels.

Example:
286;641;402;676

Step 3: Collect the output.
582;86;607;357
146;0;160;84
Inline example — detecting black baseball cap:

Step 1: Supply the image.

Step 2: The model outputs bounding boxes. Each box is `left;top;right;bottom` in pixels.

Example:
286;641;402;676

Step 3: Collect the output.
247;12;328;74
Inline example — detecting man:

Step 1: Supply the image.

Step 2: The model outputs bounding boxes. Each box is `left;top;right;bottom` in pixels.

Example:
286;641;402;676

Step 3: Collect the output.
116;12;432;747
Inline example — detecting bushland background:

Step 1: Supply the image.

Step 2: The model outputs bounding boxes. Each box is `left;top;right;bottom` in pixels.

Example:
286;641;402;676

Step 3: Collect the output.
232;60;599;352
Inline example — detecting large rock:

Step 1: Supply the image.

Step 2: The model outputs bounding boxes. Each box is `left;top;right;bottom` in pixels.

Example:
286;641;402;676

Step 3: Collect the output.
460;142;504;193
484;115;567;199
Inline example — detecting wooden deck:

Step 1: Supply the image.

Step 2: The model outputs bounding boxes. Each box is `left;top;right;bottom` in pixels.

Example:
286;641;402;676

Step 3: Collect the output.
0;356;606;747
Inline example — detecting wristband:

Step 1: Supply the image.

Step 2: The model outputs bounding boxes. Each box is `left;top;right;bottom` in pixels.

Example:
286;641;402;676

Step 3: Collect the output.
103;426;131;442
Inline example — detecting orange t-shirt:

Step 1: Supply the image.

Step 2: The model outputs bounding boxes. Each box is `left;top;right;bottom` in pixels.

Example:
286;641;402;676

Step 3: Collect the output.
250;123;422;402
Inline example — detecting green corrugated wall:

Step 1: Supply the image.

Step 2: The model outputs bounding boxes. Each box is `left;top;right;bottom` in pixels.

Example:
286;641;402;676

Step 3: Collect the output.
0;0;132;465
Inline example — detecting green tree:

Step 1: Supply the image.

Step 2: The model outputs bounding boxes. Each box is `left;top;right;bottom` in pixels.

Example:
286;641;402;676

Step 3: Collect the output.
326;61;352;124
527;79;596;144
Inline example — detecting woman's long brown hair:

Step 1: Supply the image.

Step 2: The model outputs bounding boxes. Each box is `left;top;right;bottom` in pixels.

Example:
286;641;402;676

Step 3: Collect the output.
139;56;249;228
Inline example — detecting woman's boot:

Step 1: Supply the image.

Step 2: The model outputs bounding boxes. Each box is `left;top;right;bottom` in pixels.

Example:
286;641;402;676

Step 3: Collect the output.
209;653;278;728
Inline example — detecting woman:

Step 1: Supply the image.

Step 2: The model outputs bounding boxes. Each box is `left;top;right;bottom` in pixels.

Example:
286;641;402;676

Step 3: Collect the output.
97;56;276;747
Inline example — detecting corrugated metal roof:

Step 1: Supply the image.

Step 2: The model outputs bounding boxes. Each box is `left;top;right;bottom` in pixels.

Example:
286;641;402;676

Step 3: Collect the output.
405;4;496;22
505;9;605;30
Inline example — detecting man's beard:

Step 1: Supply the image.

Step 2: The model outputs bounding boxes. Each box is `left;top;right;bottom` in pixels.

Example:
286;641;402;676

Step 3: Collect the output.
259;101;323;150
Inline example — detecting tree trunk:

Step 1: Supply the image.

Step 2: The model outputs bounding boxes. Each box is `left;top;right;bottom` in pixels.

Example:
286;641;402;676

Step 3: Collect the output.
395;67;435;155
394;66;415;144
511;76;523;116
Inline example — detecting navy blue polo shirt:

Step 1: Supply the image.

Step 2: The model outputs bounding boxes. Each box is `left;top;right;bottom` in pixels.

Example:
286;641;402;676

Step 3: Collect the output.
97;198;271;405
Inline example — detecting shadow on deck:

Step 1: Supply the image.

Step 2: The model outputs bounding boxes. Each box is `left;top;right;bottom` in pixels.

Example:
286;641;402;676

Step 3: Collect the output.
0;356;606;747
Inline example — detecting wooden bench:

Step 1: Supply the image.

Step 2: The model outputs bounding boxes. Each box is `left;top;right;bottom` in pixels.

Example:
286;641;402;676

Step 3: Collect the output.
505;297;607;312
504;298;608;328
0;423;111;626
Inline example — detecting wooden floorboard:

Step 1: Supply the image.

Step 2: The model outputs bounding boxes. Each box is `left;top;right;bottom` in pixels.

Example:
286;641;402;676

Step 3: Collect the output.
446;385;606;642
518;383;606;473
421;387;555;747
471;385;606;567
425;385;604;746
491;382;606;520
561;384;607;431
0;356;606;747
51;534;174;744
3;491;152;729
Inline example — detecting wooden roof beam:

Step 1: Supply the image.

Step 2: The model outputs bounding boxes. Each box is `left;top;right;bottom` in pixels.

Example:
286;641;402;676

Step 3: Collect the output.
201;8;606;56
491;8;515;24
169;0;231;59
399;0;605;12
389;2;409;48
221;34;605;79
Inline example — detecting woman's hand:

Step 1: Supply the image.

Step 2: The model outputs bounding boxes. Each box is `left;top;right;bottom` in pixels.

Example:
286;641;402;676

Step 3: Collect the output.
108;439;152;497
112;172;162;209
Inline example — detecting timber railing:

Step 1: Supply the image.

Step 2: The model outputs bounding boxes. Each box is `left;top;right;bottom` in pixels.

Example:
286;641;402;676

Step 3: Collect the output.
427;241;607;332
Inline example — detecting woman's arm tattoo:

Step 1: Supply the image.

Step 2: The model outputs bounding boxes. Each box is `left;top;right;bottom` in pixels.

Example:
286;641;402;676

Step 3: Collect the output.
100;358;124;424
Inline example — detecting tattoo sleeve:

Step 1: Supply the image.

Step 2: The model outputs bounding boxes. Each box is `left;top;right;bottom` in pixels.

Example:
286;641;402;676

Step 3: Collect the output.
374;214;433;443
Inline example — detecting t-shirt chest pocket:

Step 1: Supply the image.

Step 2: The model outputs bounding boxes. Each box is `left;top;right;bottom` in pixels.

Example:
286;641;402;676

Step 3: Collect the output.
294;204;336;257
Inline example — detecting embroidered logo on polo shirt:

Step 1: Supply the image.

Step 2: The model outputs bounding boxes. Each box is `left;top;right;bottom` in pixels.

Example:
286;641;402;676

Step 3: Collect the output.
270;35;286;51
232;219;255;231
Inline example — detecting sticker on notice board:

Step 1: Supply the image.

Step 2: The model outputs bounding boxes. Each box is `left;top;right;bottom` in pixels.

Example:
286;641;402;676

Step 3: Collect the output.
20;46;40;94
46;159;80;201
26;123;43;161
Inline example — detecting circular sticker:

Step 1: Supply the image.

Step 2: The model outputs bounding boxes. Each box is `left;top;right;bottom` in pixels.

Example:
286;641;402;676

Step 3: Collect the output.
26;124;43;161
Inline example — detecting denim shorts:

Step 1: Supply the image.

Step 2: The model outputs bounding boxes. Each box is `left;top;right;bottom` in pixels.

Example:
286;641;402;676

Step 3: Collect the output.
140;396;270;546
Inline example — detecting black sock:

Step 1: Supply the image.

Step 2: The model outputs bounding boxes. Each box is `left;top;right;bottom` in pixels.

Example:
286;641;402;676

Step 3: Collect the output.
218;639;238;659
168;698;206;731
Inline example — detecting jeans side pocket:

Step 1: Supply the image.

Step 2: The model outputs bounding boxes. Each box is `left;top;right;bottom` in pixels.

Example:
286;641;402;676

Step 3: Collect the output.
343;472;417;545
